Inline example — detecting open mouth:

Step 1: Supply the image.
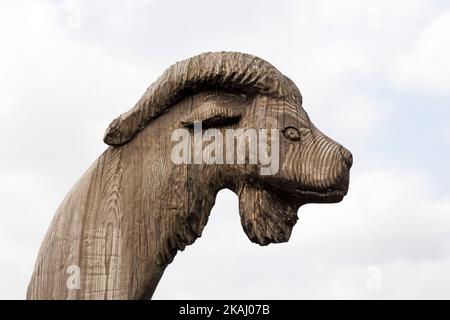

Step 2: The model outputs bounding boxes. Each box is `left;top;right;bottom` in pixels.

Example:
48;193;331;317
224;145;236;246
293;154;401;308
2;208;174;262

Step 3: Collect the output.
239;172;350;207
257;178;349;205
292;187;347;204
296;187;347;197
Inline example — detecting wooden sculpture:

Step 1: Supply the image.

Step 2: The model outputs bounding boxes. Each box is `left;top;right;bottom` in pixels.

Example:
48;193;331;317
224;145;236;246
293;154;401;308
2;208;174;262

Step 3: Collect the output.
27;52;352;299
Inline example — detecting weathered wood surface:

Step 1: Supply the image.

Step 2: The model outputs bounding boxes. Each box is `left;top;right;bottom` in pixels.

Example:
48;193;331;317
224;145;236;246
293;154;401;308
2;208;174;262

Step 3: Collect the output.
27;52;352;299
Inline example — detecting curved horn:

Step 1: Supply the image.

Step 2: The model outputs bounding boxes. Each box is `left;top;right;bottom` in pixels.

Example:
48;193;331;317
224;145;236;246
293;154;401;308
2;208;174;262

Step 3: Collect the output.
103;51;302;146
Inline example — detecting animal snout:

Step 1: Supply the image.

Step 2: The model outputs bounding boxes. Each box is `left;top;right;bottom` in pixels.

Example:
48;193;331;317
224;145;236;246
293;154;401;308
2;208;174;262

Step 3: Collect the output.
339;146;353;168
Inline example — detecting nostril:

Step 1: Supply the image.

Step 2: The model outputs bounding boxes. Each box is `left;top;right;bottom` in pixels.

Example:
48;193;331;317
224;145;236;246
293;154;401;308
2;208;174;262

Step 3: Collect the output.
339;147;353;168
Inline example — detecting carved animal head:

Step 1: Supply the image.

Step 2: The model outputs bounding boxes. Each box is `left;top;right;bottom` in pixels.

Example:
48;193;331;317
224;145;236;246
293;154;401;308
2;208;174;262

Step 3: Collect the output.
104;52;352;246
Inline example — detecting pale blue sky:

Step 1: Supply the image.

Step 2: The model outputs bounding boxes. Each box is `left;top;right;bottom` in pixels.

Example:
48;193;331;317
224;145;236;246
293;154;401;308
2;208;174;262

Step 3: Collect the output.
0;0;449;299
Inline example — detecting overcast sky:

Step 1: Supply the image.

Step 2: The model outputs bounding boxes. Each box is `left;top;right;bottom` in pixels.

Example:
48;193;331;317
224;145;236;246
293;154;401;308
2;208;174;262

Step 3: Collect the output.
1;0;449;299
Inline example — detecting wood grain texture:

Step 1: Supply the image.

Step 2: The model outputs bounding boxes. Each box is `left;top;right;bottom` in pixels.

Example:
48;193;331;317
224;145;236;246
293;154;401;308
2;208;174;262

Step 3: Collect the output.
28;52;352;299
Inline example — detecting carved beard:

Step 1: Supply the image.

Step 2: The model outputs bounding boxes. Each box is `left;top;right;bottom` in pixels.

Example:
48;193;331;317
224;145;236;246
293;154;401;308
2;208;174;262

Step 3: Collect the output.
237;183;299;246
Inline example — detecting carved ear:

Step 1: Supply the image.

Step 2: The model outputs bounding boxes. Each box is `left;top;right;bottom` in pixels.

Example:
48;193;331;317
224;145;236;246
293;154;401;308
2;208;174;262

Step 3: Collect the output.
180;93;244;128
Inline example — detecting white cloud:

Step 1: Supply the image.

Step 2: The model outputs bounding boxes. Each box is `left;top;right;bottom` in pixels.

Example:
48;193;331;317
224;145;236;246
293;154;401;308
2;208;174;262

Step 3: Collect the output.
0;170;61;299
307;93;386;149
390;9;450;95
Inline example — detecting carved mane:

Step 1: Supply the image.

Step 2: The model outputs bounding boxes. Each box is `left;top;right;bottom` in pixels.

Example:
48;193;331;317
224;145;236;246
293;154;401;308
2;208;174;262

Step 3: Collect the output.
104;51;302;146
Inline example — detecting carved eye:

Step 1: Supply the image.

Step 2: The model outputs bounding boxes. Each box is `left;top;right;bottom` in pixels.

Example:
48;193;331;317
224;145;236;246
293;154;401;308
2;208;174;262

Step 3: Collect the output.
282;126;301;142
